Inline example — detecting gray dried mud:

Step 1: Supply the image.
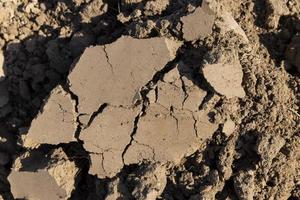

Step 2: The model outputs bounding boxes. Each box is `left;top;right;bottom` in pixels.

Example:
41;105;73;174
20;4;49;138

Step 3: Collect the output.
0;0;299;200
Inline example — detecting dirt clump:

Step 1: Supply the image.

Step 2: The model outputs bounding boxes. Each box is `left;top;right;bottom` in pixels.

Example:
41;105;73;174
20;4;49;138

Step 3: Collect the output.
8;148;79;200
265;0;289;29
80;0;108;23
140;0;170;17
202;48;246;98
222;119;236;136
215;11;249;43
52;36;218;179
104;177;130;200
124;65;218;166
181;3;215;41
130;164;167;200
233;170;255;200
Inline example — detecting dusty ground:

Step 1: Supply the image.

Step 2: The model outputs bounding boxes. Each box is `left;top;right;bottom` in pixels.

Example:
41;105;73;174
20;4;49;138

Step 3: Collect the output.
0;0;299;199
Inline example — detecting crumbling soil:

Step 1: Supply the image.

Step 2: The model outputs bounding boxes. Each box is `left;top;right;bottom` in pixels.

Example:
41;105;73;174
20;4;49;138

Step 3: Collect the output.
0;0;299;200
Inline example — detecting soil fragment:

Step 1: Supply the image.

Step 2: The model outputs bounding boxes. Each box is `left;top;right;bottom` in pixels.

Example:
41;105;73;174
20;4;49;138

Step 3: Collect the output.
131;164;167;200
265;0;289;29
222;119;236;136
8;148;79;200
181;3;215;41
23;86;77;147
202;50;245;98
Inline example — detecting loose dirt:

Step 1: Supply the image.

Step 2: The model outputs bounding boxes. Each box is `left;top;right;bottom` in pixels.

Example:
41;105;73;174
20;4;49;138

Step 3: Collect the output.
0;0;299;200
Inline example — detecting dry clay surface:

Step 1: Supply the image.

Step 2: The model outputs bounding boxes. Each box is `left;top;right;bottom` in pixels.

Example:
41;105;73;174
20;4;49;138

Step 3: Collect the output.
23;36;220;179
0;0;299;199
10;36;245;199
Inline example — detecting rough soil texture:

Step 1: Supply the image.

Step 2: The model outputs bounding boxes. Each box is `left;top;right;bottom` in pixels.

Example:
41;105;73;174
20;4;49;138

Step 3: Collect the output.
0;0;299;200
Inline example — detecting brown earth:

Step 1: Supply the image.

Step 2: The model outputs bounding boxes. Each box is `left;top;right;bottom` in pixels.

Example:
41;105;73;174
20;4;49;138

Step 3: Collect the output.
0;0;299;199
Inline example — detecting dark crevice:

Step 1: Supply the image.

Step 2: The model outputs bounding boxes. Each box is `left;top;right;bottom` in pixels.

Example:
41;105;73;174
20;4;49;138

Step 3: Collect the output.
145;58;181;89
62;84;82;139
199;91;214;110
180;75;189;108
233;131;260;172
259;15;300;76
253;0;268;28
192;114;198;137
154;86;158;103
170;106;180;135
103;45;115;74
85;103;108;130
100;153;107;176
215;177;238;200
121;105;144;164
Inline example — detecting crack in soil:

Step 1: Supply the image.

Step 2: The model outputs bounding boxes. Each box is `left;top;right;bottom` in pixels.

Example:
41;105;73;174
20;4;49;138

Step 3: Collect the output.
121;104;144;164
84;103;108;129
63;84;82;139
170;106;180;135
119;49;184;164
103;45;115;75
192;113;199;137
180;75;189;108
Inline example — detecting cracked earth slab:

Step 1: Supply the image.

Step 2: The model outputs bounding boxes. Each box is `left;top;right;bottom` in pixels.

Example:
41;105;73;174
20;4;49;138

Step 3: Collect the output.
68;36;182;126
23;86;77;147
123;105;218;165
124;67;218;165
21;36;220;179
80;59;218;178
80;105;141;178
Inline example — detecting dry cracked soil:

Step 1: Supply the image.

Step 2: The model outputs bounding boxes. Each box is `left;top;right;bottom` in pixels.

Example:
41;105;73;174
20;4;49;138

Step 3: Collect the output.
0;0;299;200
